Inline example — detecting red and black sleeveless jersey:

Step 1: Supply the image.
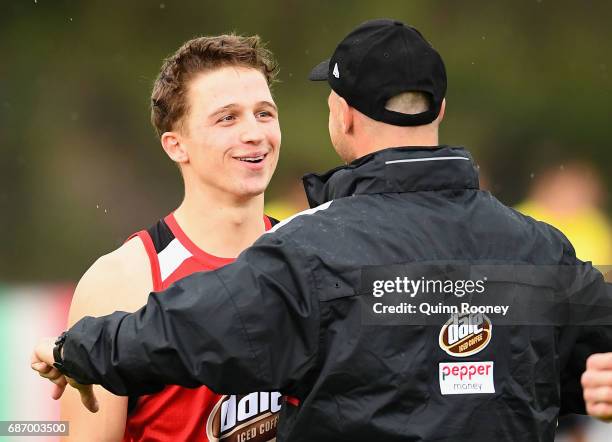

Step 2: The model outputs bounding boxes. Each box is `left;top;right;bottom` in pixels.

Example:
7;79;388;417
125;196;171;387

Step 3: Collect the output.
123;212;281;442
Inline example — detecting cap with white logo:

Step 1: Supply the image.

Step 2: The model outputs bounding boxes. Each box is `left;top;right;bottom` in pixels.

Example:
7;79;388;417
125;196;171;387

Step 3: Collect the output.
309;18;447;127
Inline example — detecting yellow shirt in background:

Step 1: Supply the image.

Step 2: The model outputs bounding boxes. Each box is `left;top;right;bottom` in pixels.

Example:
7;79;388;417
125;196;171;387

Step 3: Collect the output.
265;200;300;222
516;201;612;264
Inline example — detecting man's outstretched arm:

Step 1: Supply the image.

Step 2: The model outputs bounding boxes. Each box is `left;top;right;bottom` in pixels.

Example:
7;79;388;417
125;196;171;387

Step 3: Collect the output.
33;233;320;402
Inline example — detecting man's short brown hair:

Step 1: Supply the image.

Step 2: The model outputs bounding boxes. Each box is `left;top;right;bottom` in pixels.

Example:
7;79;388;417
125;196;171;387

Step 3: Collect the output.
151;34;278;137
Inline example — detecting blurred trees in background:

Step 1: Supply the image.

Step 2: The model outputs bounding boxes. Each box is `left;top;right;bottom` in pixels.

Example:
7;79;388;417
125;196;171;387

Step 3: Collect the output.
1;0;610;280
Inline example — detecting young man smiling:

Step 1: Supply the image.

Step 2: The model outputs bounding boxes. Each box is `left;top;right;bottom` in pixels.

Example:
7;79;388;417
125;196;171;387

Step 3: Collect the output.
59;35;282;441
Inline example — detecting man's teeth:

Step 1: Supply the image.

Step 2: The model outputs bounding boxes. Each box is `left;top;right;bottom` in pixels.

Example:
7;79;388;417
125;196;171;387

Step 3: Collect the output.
238;155;265;162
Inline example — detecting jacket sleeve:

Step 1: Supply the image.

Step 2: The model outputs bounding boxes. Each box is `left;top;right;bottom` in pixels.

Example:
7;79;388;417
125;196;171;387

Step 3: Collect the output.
61;232;320;396
558;259;612;415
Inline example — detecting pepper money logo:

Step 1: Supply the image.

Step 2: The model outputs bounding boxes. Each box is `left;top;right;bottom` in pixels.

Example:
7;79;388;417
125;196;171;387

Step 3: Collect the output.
206;392;281;442
438;312;492;357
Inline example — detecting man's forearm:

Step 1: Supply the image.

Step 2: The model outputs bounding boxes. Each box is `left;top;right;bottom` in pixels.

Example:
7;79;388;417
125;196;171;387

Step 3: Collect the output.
62;310;164;395
60;270;262;396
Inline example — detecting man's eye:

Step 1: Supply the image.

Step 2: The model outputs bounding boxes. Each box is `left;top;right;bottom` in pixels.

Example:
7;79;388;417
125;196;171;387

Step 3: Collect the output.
218;115;235;123
257;111;273;118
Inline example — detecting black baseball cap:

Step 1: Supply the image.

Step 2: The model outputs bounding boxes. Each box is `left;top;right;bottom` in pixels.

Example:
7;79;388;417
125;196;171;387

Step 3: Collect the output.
309;19;447;126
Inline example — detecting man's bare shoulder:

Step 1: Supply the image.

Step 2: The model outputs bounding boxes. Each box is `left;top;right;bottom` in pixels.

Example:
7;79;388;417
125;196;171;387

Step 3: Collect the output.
67;237;153;326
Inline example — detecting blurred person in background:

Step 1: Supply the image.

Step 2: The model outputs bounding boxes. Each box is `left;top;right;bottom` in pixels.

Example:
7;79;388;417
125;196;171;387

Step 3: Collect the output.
516;163;612;442
49;35;283;441
516;161;612;265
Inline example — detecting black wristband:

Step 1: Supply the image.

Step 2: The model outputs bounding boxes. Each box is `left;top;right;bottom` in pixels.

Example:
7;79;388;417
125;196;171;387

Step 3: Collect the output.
53;331;68;373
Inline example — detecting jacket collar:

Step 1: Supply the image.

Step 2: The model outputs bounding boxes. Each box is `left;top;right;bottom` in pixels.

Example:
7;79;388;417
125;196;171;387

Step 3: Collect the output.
302;146;480;207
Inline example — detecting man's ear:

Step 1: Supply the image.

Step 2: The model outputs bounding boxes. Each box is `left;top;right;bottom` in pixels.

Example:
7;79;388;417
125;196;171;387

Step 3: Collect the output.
436;98;446;124
337;95;354;134
161;131;189;163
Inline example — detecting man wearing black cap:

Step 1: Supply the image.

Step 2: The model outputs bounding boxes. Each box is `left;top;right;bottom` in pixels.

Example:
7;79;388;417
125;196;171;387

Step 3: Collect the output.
32;19;612;441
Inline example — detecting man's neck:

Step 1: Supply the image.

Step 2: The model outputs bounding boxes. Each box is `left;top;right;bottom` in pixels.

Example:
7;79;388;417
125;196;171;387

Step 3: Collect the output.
173;184;266;259
350;127;439;161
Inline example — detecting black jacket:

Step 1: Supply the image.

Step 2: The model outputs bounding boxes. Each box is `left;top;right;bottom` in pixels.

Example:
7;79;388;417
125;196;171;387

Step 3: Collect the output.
63;146;612;441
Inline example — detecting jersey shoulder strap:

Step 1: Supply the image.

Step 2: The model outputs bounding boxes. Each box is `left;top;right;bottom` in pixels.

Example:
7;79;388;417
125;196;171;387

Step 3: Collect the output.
266;215;280;227
126;218;175;292
130;215;277;290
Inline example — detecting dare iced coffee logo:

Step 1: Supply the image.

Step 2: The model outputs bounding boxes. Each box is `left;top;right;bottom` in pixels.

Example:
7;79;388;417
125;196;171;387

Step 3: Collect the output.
439;312;492;357
206;392;281;442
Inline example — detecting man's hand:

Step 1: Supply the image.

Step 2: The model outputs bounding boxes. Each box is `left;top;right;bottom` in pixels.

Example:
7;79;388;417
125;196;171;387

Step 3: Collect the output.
582;353;612;421
31;337;99;413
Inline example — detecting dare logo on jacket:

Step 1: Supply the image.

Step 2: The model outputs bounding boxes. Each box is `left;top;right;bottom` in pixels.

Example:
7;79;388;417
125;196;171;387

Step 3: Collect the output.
439;312;492;357
206;392;281;442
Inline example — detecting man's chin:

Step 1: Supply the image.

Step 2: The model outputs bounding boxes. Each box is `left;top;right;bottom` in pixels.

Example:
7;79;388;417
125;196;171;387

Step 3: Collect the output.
239;173;274;194
234;183;268;200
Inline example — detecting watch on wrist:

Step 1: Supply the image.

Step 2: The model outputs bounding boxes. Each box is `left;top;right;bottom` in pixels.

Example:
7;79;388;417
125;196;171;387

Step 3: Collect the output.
53;331;68;373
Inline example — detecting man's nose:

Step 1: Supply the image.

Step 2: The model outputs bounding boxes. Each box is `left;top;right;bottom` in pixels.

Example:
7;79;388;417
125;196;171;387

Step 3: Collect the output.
239;115;265;145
